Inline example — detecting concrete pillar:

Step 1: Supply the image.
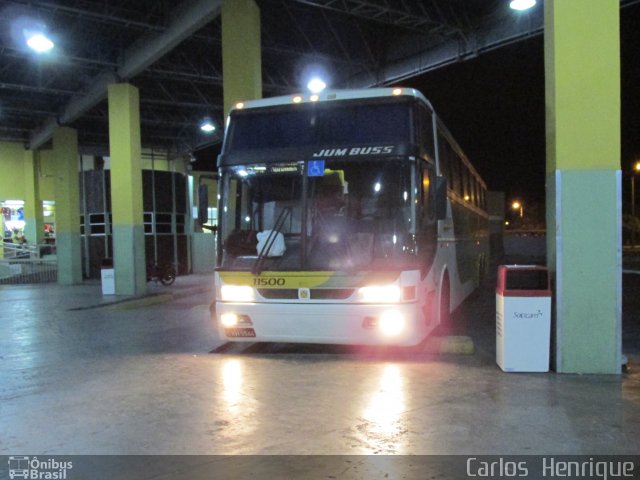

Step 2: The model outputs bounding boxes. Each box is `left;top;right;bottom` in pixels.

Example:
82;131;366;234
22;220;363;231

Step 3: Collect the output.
545;0;621;373
0;211;4;259
222;0;262;117
23;150;45;246
53;127;83;285
108;83;146;296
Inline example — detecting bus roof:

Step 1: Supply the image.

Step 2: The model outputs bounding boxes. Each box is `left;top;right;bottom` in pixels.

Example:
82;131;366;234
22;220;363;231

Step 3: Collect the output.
230;88;434;112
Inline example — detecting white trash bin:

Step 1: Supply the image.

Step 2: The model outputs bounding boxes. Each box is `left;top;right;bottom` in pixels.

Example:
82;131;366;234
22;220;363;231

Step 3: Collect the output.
496;265;551;372
101;259;115;295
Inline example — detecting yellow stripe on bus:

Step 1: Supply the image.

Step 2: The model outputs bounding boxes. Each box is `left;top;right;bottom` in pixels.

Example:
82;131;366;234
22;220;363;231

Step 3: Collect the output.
218;271;401;289
218;271;333;288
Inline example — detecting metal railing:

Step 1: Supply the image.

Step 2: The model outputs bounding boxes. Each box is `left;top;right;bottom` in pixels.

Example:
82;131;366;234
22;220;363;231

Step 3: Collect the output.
0;243;58;284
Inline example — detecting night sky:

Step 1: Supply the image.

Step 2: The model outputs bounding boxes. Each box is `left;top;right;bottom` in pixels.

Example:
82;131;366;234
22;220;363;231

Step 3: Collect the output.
405;3;640;213
404;38;545;206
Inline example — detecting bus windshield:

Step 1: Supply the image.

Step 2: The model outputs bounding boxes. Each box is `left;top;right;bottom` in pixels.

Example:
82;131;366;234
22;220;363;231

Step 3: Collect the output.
225;101;411;152
218;158;417;272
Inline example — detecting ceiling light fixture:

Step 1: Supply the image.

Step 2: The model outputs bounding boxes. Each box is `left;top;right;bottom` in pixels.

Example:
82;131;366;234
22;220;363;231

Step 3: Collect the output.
200;121;215;133
509;0;536;11
26;32;54;53
307;78;327;94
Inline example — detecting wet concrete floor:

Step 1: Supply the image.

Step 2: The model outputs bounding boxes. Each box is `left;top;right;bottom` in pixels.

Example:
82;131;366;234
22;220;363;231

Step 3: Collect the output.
0;271;639;457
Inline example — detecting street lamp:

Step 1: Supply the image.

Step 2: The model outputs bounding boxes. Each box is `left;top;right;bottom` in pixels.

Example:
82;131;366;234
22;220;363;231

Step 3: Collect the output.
511;200;523;219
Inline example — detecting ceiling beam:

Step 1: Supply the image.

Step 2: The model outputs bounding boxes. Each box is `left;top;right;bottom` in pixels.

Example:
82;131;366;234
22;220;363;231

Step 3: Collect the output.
290;0;440;31
8;0;165;31
343;1;635;88
341;7;544;87
28;0;222;150
116;0;221;79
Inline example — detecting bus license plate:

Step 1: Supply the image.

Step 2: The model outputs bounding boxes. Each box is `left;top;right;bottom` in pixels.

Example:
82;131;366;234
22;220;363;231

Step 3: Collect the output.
225;327;256;338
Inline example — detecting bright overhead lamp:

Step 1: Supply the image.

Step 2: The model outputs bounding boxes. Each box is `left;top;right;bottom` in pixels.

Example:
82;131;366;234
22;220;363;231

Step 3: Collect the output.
307;77;327;94
509;0;536;11
26;32;54;53
200;121;216;133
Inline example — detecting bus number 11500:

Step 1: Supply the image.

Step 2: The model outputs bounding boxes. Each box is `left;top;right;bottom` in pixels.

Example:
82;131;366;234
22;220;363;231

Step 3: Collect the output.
253;277;286;287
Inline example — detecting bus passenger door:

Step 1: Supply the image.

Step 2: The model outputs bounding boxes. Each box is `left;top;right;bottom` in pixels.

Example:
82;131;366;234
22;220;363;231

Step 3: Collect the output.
418;161;438;275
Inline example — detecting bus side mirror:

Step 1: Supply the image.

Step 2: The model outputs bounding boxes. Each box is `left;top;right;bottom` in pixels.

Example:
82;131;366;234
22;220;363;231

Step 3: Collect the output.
435;176;447;220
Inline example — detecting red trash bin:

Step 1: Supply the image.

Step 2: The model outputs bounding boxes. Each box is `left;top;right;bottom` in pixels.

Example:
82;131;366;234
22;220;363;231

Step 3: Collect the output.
496;265;551;372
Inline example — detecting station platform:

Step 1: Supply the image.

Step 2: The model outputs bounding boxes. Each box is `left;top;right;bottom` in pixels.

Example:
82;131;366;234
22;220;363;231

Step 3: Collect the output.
0;269;638;459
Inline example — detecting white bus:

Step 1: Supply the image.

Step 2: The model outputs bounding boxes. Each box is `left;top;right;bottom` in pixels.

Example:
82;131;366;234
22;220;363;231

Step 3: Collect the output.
213;88;488;346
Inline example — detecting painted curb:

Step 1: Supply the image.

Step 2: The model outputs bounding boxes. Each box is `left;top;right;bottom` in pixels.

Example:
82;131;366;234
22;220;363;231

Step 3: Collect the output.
424;335;475;355
108;293;174;310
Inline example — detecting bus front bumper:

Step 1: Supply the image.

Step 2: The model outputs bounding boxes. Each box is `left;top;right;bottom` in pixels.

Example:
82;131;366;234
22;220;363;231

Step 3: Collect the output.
214;301;425;346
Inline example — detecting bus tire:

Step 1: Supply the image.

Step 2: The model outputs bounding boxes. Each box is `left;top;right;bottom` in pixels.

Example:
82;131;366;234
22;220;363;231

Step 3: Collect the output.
160;265;176;286
439;273;451;328
477;255;486;287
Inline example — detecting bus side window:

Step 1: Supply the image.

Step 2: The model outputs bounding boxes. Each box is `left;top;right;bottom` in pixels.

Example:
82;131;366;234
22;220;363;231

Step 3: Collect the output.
440;142;451;187
473;178;479;207
437;130;452;189
419;106;434;158
449;149;462;197
226;178;240;231
421;163;436;223
460;162;468;201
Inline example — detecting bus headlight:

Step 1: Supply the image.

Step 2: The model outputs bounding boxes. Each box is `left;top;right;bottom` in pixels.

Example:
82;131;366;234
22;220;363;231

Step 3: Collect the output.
358;285;402;303
220;285;254;302
379;310;405;336
221;313;239;327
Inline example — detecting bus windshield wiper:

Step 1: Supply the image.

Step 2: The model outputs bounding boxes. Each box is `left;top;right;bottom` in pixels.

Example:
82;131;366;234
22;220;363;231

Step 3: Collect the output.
252;207;291;275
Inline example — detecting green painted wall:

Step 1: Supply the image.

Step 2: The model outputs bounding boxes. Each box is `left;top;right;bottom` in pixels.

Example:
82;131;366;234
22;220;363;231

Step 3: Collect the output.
0;142;26;199
37;150;56;200
0;141;55;201
189;172;218;272
140;149;188;173
191;232;216;273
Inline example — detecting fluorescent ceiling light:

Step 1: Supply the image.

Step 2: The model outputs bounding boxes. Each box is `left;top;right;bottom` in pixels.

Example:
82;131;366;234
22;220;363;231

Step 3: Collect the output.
200;122;215;133
26;33;54;53
307;78;327;93
509;0;536;11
